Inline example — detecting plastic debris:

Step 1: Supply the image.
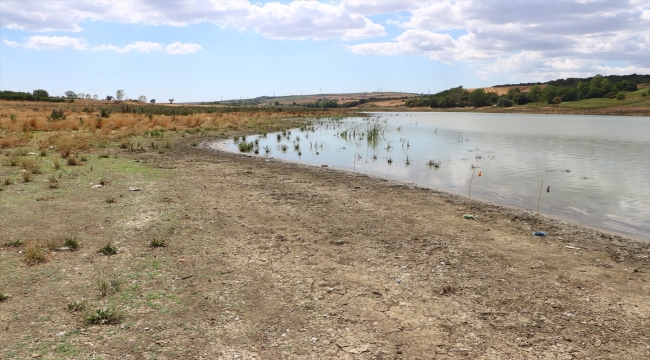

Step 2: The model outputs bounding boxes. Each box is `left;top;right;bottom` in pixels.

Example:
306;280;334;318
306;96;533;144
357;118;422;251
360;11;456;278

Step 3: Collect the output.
533;231;547;237
129;187;140;191
463;214;474;219
91;184;103;189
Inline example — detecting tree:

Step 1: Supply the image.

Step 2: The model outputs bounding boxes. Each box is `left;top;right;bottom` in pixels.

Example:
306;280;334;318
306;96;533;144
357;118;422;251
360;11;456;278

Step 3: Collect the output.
496;97;513;107
169;98;174;104
93;94;98;100
85;94;91;99
106;95;114;101
33;89;49;98
468;88;488;107
552;96;562;106
65;91;76;99
116;89;125;101
138;95;147;103
150;99;156;104
78;93;85;99
528;85;542;102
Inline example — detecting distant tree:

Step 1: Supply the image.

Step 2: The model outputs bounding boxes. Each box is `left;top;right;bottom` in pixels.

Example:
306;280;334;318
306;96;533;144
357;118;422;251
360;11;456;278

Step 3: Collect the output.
169;98;174;104
85;94;91;99
138;95;147;103
541;85;558;104
65;91;76;99
106;95;114;101
77;93;85;99
552;96;562;106
486;92;499;105
468;88;489;107
496;97;513;107
32;89;49;98
150;99;156;104
93;94;98;100
116;89;125;101
562;89;578;102
616;91;626;100
274;101;280;106
528;85;542;102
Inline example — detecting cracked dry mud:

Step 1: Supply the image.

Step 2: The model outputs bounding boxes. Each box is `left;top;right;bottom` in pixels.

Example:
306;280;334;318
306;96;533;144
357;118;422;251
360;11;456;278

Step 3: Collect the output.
1;141;648;359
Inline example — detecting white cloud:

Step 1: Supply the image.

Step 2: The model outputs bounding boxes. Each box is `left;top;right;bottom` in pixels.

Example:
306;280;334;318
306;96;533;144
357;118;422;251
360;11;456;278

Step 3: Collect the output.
165;42;202;54
0;0;387;40
3;39;19;47
8;37;201;55
93;41;164;53
23;36;88;50
349;0;650;80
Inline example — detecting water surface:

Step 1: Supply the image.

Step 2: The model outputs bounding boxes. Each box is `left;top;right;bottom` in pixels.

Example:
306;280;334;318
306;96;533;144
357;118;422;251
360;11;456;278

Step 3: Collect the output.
216;112;650;241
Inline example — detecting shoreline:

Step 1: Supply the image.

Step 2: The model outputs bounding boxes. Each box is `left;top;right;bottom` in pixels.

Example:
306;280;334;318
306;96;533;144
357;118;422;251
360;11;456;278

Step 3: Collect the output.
210;138;649;244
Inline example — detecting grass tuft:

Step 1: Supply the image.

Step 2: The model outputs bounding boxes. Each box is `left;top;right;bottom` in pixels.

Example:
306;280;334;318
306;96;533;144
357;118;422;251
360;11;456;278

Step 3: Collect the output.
0;293;8;302
21;171;33;182
85;307;121;325
149;238;167;248
66;300;87;312
98;242;118;256
63;236;79;250
5;239;22;247
25;243;47;264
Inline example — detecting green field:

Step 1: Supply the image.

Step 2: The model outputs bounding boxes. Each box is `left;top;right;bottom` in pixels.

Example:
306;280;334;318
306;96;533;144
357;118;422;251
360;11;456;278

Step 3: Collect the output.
558;89;649;109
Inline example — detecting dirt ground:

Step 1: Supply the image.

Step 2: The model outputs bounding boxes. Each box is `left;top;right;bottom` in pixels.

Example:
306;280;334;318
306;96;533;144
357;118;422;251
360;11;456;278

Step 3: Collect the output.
1;138;649;359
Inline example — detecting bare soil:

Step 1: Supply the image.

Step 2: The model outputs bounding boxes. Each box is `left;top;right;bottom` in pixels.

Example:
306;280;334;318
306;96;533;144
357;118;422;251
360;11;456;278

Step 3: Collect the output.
1;139;649;359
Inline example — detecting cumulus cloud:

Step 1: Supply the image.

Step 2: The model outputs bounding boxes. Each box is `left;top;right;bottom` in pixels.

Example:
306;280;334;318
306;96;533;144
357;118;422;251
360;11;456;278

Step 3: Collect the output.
92;41;164;53
3;39;19;47
165;42;202;54
0;0;387;40
8;37;201;55
349;0;650;79
22;36;88;50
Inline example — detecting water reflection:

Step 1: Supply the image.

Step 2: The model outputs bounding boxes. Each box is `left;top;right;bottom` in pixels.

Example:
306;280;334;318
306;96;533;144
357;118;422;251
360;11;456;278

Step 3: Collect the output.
216;112;650;241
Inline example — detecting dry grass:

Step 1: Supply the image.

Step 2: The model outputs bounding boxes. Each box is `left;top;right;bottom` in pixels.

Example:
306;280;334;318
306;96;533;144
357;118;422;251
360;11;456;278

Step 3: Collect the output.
24;243;47;264
0;100;351;156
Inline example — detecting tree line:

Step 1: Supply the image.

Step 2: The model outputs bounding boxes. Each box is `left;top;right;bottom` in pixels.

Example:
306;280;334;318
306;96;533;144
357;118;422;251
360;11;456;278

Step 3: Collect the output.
405;74;649;108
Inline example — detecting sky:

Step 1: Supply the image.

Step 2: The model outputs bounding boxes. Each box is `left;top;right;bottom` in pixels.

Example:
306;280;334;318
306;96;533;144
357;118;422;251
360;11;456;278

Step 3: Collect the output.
1;0;648;102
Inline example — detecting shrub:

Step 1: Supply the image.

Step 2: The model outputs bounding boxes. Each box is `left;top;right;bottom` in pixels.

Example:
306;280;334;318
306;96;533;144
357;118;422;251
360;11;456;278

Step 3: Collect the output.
496;97;513;107
100;109;111;118
3;177;13;186
616;91;626;100
21;171;33;182
48;109;66;121
67;156;78;166
53;157;60;170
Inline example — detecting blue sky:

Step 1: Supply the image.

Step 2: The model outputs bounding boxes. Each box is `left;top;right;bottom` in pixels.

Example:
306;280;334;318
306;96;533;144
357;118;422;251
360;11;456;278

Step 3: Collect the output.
1;0;648;102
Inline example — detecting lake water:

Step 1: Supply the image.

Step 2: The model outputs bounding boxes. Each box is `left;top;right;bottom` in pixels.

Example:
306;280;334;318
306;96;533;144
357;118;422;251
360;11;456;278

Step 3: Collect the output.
217;112;650;241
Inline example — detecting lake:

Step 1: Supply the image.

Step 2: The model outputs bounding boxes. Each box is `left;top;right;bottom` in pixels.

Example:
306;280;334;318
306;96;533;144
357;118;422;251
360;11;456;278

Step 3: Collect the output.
216;112;650;241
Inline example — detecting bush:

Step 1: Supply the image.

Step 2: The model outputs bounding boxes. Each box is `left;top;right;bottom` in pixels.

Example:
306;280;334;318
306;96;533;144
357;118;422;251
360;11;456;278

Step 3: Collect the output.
48;109;66;121
496;97;513;107
616;91;626;100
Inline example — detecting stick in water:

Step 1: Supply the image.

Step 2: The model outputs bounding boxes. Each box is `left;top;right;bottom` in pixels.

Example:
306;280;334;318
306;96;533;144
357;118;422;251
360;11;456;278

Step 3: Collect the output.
537;180;544;229
468;167;476;214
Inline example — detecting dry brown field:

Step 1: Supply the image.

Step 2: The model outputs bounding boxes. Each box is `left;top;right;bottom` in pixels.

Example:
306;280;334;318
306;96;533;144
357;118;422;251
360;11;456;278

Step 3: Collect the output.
0;100;648;359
